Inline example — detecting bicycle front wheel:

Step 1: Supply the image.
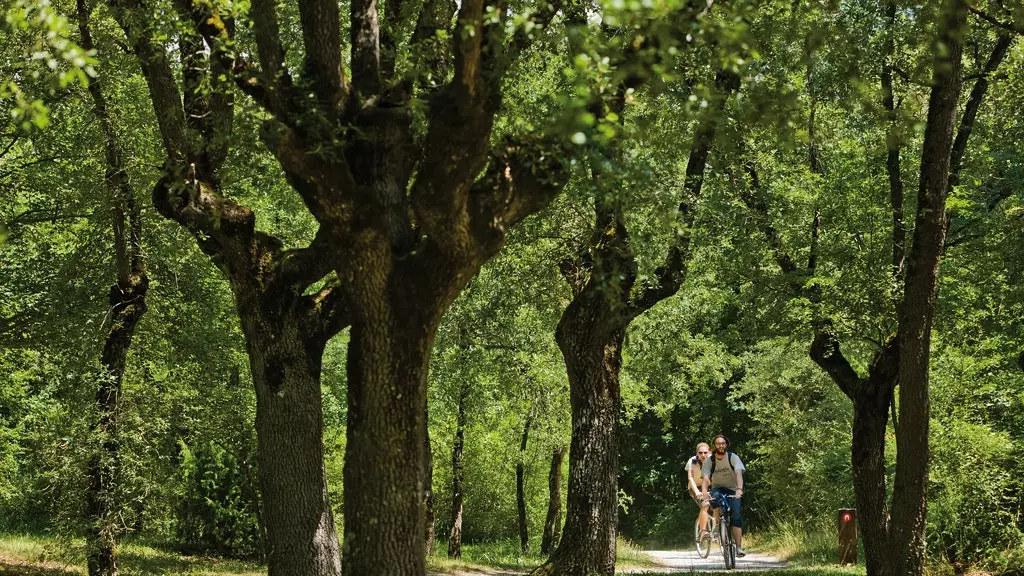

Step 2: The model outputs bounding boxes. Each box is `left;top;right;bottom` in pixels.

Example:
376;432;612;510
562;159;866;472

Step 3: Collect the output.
720;517;735;570
695;517;710;558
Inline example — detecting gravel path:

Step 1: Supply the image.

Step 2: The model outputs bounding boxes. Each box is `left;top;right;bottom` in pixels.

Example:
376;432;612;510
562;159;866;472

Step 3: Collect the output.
629;549;787;573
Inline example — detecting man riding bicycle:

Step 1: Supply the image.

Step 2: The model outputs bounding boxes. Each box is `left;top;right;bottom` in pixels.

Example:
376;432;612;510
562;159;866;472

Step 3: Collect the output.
700;434;747;557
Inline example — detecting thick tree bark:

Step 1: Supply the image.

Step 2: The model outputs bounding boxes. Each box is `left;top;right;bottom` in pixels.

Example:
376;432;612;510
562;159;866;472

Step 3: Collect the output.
851;380;893;576
242;311;341;576
448;384;468;559
342;304;440;575
518;416;532;554
541;446;566;555
890;2;966;574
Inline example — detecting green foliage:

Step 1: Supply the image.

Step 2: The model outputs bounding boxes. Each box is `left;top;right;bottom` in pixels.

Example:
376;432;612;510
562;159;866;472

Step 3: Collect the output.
1;0;96;130
176;441;263;559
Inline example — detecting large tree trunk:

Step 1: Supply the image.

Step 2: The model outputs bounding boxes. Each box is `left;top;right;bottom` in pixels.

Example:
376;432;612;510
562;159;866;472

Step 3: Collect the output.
448;384;468;559
242;313;341;576
518;416;532;554
545;310;624;576
541;446;566;555
342;306;439;576
889;3;965;574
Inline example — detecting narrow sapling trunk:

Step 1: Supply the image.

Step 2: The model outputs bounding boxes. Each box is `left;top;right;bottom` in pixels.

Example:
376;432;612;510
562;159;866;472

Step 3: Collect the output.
76;3;148;573
517;416;533;554
425;427;436;556
541;446;566;555
448;385;469;559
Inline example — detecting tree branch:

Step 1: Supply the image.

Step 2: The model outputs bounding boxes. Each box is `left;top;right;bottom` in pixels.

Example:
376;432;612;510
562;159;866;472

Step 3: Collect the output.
883;35;906;281
109;0;190;163
948;33;1012;189
627;69;739;317
251;0;289;88
78;0;138;283
734;164;799;276
275;226;340;291
260;122;355;226
809;326;861;400
968;6;1024;33
178;0;293;126
467;136;572;260
307;281;352;342
351;0;382;96
296;0;345;112
409;0;458;88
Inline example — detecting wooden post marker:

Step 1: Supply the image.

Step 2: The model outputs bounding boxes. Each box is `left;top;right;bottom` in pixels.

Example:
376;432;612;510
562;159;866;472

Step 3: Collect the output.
838;508;857;565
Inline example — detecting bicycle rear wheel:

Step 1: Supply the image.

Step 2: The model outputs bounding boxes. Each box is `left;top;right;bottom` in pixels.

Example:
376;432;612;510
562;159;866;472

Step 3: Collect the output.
695;517;710;558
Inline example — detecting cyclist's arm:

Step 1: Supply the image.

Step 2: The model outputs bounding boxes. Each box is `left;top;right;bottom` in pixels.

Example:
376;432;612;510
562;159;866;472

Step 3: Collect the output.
687;471;700;496
735;469;743;497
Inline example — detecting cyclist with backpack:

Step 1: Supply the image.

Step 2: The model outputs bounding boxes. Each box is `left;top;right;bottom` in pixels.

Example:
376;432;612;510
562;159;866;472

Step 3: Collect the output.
686;442;712;535
700;434;747;557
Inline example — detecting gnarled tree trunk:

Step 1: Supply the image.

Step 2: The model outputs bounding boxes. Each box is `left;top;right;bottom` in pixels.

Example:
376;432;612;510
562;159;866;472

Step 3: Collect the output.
548;315;625;576
535;69;738;576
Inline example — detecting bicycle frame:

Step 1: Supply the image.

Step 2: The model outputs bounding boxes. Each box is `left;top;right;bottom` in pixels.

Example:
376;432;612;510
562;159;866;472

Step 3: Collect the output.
711;494;737;570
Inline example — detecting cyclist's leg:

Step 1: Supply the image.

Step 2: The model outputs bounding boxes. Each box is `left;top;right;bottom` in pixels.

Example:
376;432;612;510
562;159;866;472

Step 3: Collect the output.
691;491;709;533
730;494;744;555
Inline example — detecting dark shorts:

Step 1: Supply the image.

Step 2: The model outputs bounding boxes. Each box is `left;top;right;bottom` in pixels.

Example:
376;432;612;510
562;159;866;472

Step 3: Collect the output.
710;487;743;529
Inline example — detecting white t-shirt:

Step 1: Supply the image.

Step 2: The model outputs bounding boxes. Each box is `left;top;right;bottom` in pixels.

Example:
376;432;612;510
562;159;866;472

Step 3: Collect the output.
701;452;745;491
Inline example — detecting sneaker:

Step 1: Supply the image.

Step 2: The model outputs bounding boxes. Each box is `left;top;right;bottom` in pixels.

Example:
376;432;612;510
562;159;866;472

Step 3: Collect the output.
736;547;747;558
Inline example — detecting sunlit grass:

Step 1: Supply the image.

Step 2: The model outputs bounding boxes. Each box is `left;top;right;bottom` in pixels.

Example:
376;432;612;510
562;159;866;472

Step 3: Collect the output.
748;518;846;566
0;534;265;576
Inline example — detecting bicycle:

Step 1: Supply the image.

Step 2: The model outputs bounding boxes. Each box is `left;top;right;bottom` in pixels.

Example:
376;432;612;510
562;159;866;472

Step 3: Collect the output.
710;493;740;569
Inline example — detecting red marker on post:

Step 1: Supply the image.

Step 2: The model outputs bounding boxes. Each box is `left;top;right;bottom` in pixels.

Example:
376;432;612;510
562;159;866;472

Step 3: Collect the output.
838;508;857;565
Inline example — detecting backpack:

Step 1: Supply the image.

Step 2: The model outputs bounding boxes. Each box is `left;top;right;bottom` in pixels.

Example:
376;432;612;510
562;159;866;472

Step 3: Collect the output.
708;451;735;478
